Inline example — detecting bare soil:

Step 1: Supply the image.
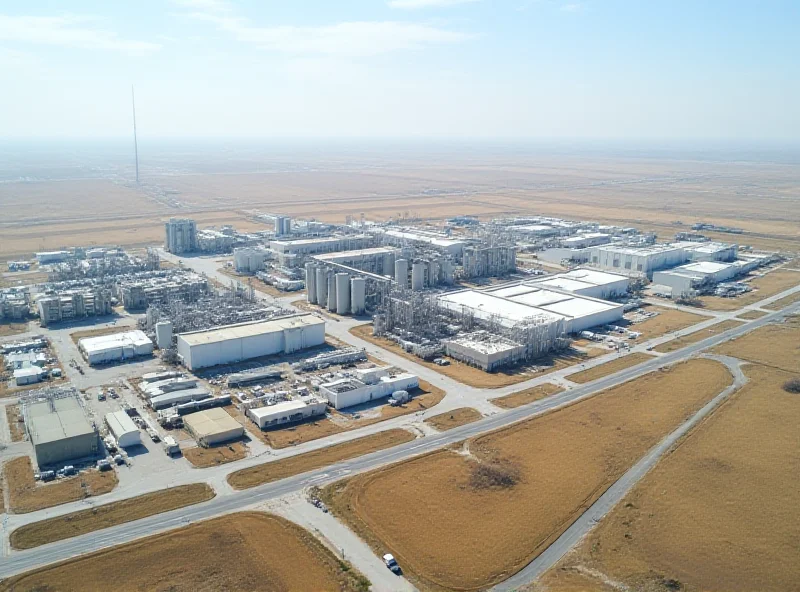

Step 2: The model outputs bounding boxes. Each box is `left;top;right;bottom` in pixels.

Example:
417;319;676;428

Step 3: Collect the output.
227;428;415;490
6;404;25;442
653;319;744;353
424;408;483;432
0;322;28;337
566;353;655;384
323;359;732;592
538;363;800;592
626;306;705;339
700;270;800;310
713;315;800;373
763;290;800;311
9;483;215;549
183;442;248;468
4;456;118;514
490;383;564;409
0;512;371;592
350;324;603;388
736;309;768;320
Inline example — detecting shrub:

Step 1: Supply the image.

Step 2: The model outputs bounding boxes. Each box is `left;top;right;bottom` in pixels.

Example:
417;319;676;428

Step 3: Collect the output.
469;462;520;491
782;377;800;393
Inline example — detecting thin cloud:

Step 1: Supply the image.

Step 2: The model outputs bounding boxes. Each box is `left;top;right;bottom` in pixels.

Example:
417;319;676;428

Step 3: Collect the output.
171;0;231;12
561;3;584;12
188;13;476;56
0;14;161;55
388;0;480;8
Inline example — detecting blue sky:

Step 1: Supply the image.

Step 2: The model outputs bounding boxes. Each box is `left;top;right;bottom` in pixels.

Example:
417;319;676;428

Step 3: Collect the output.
0;0;798;141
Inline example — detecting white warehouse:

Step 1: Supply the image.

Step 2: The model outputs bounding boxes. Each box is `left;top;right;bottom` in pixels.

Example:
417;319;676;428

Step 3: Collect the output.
588;244;687;278
528;269;629;300
652;261;741;296
79;330;154;365
247;398;328;429
176;314;326;371
320;372;419;410
104;410;141;448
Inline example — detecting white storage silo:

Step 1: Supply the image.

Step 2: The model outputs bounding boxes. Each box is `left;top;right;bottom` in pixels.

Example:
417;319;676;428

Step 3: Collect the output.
351;277;366;315
395;259;409;289
327;271;337;311
336;273;350;315
233;248;249;273
155;321;173;349
411;262;425;291
383;251;395;275
305;263;317;304
315;268;327;305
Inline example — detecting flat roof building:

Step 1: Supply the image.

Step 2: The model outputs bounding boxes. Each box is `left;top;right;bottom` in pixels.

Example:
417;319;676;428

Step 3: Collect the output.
528;269;629;300
588;244;687;278
319;372;419;410
183;407;244;447
176;314;326;370
246;398;328;429
25;392;98;467
381;229;466;258
79;330;154;365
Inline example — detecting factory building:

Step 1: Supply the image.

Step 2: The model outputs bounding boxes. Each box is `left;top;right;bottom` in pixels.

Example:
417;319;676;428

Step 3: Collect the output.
462;245;516;278
312;247;399;277
672;241;738;263
165;218;197;254
589;244;687;278
176;314;326;370
319;372;419;410
443;331;526;371
652;261;742;297
1;290;30;321
14;366;45;386
105;410;141;448
116;273;207;310
79;330;154;365
36;289;112;327
183;407;244;446
246;397;328;429
150;387;210;410
528;269;629;300
36;251;71;264
233;247;269;273
562;233;612;249
381;229;465;259
25;392;99;466
269;235;371;268
509;224;561;238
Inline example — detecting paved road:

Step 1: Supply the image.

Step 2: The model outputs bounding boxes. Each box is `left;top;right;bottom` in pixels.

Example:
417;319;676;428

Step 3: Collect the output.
493;354;748;591
0;301;796;580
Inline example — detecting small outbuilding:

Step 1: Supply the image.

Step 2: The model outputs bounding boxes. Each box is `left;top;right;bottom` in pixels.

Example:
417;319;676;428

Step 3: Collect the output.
104;410;141;448
14;366;45;386
183;407;244;447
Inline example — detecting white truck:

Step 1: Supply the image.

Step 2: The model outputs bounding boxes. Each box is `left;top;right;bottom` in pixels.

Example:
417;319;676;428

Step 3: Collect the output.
162;435;180;456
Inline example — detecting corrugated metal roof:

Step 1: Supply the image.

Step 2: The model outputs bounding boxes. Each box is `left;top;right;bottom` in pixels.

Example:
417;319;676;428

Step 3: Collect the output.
27;396;95;445
177;315;324;347
105;410;138;437
183;407;242;438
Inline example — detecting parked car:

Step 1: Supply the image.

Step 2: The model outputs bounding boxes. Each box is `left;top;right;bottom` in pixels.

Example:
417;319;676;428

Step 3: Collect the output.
383;554;401;575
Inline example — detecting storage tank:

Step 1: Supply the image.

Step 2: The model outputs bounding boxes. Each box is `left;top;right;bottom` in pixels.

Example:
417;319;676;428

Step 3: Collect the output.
155;321;173;350
315;267;327;305
383;251;395;276
233;248;249;272
395;259;409;289
305;263;317;304
336;273;350;315
351;277;366;315
442;259;455;285
327;271;337;311
411;262;425;291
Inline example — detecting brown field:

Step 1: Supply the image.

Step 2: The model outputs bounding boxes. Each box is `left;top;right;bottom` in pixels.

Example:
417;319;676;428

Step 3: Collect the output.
4;456;118;514
490;383;564;409
626;306;705;339
0;271;50;289
763;289;800;311
736;309;768;320
69;325;133;345
700;270;800;310
538;363;800;592
9;483;215;549
424;408;483;432
653;319;744;353
713;315;799;372
183;442;248;468
227;428;415;490
350;324;603;388
0;512;370;592
0;322;28;337
322;359;732;592
6;404;25;441
566;353;655;384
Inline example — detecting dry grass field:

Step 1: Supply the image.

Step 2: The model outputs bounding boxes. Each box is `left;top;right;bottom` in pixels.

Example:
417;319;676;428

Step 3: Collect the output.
763;289;800;311
566;352;655;384
713;315;799;372
424;408;483;431
700;270;800;310
4;456;118;514
183;442;248;468
0;512;371;592
227;428;415;490
322;359;732;592
0;322;28;337
538;363;800;592
6;404;25;441
490;383;564;409
350;324;604;388
653;319;744;353
736;309;768;319
626;306;705;339
9;484;215;549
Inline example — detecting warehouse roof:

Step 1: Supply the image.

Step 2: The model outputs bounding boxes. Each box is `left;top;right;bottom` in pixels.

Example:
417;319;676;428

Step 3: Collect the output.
270;235;369;248
183;407;242;438
105;410;138;438
679;261;734;274
384;229;465;248
560;269;629;286
313;247;399;261
26;395;95;446
438;290;566;327
79;330;152;354
593;244;683;256
249;399;311;418
177;315;324;347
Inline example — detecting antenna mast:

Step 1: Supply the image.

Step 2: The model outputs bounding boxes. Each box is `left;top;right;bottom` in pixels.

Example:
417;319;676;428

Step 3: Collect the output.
131;85;140;184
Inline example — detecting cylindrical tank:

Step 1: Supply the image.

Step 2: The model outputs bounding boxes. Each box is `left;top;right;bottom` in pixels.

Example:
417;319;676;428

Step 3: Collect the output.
442;259;455;284
350;277;366;315
305;263;317;304
155;321;173;350
431;259;441;286
395;259;409;289
411;262;425;291
327;271;337;311
383;252;395;276
233;248;248;272
336;273;350;315
315;268;327;305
